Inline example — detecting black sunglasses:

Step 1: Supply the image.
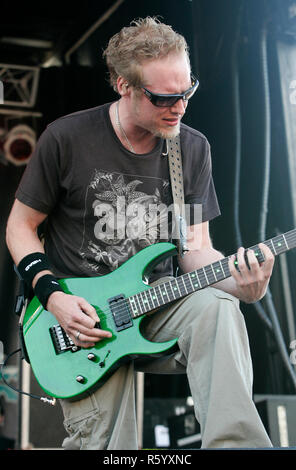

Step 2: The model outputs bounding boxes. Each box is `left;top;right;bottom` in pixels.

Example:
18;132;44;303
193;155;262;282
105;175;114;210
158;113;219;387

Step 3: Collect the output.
141;74;199;107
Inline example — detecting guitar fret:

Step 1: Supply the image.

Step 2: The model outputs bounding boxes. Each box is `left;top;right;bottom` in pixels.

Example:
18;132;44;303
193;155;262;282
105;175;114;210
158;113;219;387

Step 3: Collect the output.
183;273;194;293
165;281;176;300
161;282;170;301
134;294;143;315
181;276;188;294
211;264;217;282
175;279;183;297
205;265;216;284
154;287;162;305
160;284;169;301
283;233;289;250
188;272;195;290
148;289;155;309
172;278;181;298
140;291;149;312
163;282;170;299
273;235;287;255
148;288;159;308
129;297;138;317
219;259;226;278
212;260;225;281
180;276;187;294
197;269;207;288
190;272;200;289
156;284;165;304
142;290;152;312
202;267;210;285
154;285;162;304
270;238;276;255
157;284;165;304
135;293;142;314
223;258;230;276
285;229;296;249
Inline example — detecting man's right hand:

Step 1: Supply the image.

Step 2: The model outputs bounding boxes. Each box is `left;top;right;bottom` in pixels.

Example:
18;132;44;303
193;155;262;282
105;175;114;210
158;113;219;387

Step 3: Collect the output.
46;291;112;348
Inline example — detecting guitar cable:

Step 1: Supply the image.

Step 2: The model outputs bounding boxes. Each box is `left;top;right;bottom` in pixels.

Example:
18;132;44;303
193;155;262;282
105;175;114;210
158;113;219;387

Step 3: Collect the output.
0;347;56;406
1;270;56;405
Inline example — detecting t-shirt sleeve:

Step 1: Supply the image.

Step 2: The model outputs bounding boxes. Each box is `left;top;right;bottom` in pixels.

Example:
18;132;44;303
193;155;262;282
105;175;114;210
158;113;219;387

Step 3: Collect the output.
182;131;220;225
15;127;63;214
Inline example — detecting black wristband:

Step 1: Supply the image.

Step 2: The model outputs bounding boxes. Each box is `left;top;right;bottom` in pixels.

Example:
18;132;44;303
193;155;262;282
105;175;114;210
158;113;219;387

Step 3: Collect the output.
34;274;63;310
17;252;51;287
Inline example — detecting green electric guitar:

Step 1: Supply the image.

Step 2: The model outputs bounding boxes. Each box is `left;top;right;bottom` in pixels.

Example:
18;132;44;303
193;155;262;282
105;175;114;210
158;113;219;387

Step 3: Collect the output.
22;229;296;401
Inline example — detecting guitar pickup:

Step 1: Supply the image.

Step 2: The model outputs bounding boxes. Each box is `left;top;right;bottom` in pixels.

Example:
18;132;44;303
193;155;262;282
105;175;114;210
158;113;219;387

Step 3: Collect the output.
108;294;133;332
50;324;80;354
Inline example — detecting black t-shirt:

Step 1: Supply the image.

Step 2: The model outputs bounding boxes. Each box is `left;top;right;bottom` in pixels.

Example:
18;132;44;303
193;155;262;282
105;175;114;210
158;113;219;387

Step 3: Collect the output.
15;102;220;280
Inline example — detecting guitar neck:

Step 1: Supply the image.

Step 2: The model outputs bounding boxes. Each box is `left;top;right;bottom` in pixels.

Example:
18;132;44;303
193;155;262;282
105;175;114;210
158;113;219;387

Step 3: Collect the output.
128;228;296;318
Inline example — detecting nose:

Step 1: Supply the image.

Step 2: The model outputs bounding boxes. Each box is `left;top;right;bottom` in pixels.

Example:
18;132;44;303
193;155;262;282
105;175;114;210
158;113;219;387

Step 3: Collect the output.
170;97;187;115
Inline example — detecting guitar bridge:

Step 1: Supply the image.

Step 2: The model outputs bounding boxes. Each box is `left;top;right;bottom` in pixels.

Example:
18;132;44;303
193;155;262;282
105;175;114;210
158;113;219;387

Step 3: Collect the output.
108;294;133;332
50;324;80;354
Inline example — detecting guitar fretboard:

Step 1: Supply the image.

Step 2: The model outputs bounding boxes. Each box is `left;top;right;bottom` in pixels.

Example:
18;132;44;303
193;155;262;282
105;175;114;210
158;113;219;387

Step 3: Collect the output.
128;229;296;318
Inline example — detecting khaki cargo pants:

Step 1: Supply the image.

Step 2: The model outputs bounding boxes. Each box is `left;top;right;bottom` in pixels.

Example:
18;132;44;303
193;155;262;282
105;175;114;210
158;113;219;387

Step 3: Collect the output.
59;284;272;450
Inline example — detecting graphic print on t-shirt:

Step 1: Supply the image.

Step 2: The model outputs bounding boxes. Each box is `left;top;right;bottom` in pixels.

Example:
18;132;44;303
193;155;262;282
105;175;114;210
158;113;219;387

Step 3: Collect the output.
79;169;172;275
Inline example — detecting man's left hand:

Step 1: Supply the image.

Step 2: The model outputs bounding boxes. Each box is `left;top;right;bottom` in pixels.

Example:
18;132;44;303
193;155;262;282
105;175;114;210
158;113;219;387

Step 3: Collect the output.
228;243;274;303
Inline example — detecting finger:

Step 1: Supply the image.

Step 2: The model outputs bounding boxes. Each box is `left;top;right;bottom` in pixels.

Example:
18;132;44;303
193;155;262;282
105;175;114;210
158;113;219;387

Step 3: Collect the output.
258;243;275;267
228;254;239;277
73;323;112;340
70;327;112;349
73;328;112;344
71;308;111;337
229;248;256;284
77;297;99;325
67;297;99;331
73;337;95;348
256;244;274;281
245;249;261;273
228;253;247;287
236;247;252;279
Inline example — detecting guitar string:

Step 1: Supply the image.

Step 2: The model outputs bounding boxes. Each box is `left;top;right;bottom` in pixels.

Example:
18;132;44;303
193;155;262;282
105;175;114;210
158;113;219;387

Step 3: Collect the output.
74;233;296;321
50;232;295;330
50;264;225;340
74;256;233;322
126;231;293;318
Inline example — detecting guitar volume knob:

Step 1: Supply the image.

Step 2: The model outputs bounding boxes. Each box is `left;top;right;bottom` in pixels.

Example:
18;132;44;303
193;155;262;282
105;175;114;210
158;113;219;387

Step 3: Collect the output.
76;375;86;384
87;353;96;361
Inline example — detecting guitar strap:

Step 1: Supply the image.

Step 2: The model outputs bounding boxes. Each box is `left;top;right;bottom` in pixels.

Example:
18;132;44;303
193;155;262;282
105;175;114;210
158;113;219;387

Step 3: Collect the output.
166;136;189;257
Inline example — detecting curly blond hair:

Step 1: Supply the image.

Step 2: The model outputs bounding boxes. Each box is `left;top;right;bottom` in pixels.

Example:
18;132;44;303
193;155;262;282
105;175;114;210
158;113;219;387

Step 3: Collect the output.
103;17;190;92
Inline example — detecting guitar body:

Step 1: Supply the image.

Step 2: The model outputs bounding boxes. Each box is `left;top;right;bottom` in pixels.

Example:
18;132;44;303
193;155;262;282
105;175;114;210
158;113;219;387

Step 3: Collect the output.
22;226;296;401
22;242;179;401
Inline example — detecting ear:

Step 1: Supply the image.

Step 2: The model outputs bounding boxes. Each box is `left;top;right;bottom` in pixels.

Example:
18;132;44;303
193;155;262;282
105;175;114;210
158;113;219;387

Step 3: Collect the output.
117;76;130;96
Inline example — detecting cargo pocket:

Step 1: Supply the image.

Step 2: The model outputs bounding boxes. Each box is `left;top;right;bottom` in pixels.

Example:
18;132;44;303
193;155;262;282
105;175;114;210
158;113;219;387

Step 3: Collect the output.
63;409;103;450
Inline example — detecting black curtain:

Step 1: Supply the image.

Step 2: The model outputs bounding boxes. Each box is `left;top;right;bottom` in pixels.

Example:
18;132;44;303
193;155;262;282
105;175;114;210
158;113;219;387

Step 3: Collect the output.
191;0;296;395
